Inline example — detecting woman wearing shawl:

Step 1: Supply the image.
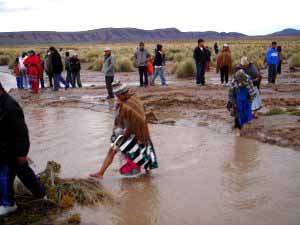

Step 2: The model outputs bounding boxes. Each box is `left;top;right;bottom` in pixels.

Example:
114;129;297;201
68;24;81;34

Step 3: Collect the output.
90;84;158;179
239;58;262;118
227;69;256;136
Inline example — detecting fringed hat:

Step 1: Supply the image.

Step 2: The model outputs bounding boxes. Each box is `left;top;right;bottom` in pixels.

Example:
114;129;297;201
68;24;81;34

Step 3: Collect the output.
113;83;129;96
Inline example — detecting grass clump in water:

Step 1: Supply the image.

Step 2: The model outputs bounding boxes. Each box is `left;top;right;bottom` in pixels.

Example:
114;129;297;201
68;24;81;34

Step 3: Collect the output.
1;161;112;225
263;108;286;116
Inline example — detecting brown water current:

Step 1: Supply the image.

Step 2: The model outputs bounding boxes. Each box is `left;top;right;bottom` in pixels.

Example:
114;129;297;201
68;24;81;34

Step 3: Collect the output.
21;104;300;225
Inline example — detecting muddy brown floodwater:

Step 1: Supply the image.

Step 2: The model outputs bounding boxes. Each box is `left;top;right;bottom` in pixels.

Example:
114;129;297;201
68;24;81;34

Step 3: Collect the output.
1;65;300;225
22;105;300;225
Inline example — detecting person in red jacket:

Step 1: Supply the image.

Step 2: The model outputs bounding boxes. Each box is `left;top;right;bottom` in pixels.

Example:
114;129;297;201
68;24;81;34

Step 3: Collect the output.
23;50;43;93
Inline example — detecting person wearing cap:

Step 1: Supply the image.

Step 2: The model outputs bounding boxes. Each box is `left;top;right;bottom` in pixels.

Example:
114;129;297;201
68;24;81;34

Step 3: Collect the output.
49;46;69;91
102;47;116;99
65;51;72;87
239;58;262;118
134;42;150;87
216;44;232;85
193;39;208;86
70;53;82;88
90;83;158;179
0;83;46;216
23;50;43;93
265;41;279;84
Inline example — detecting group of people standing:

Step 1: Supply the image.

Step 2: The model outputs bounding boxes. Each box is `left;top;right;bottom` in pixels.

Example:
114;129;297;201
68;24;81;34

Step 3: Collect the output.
134;42;168;87
13;47;82;93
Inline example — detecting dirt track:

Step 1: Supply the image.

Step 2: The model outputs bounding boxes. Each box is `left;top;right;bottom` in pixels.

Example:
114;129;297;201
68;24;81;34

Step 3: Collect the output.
9;64;300;150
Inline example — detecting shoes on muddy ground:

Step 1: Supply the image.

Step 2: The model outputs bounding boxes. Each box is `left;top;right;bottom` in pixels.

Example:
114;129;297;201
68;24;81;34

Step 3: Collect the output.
0;205;17;216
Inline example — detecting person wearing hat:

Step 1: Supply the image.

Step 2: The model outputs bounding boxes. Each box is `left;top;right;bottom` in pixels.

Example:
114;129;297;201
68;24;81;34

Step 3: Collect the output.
90;83;158;179
134;42;150;87
70;53;82;88
102;47;116;99
23;50;43;93
239;58;262;118
0;82;46;216
216;44;232;85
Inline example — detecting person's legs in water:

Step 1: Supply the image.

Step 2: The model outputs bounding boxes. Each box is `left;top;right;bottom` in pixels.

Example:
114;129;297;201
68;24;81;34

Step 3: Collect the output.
89;148;117;179
0;164;17;216
16;162;46;199
105;76;114;99
234;118;242;137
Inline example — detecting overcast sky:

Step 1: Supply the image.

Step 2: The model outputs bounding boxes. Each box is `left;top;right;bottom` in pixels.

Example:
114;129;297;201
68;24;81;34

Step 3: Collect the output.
0;0;299;35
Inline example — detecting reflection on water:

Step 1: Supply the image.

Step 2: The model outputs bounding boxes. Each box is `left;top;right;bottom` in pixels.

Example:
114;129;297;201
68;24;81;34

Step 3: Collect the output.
0;66;15;91
23;106;300;225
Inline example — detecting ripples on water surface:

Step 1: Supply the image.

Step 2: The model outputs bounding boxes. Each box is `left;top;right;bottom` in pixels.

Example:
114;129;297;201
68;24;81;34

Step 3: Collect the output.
22;105;300;225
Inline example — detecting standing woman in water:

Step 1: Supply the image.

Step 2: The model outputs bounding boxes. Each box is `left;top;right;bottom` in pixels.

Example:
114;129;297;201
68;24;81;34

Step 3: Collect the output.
90;84;158;178
227;69;255;136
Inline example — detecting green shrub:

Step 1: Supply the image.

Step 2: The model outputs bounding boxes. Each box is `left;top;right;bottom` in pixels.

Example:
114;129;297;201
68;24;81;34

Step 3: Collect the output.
116;57;134;72
171;62;179;74
174;53;184;62
0;55;10;65
176;59;195;78
264;108;285;116
87;58;103;71
288;53;300;69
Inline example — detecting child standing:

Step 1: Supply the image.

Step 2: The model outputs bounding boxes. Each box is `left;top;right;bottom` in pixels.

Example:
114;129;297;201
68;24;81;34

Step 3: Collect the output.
147;56;154;86
13;57;22;89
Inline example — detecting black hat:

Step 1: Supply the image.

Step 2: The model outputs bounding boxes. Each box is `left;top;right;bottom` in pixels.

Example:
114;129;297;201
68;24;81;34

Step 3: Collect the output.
0;82;3;91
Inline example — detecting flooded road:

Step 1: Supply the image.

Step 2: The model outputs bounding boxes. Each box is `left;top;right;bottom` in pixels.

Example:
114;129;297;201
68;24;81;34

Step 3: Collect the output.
23;105;300;225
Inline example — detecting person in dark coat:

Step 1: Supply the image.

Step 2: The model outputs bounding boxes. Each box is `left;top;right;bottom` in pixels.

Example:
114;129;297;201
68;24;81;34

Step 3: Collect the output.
152;44;167;86
0;82;46;216
214;42;219;55
49;46;69;91
65;51;72;87
277;46;282;75
193;39;207;86
70;53;82;88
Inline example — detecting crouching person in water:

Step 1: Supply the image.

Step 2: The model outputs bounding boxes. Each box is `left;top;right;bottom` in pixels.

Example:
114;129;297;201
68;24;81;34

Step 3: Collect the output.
0;82;46;216
90;84;158;179
227;70;256;137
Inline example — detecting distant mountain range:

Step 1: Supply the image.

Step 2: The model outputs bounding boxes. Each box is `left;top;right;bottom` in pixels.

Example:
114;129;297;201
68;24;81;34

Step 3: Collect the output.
0;27;299;45
269;28;300;36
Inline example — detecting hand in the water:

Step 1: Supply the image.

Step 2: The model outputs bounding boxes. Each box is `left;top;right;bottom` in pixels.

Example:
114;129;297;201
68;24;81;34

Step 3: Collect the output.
89;173;103;179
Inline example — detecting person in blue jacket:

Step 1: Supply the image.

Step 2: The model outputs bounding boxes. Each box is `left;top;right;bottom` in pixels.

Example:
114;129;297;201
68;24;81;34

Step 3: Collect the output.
265;42;279;84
